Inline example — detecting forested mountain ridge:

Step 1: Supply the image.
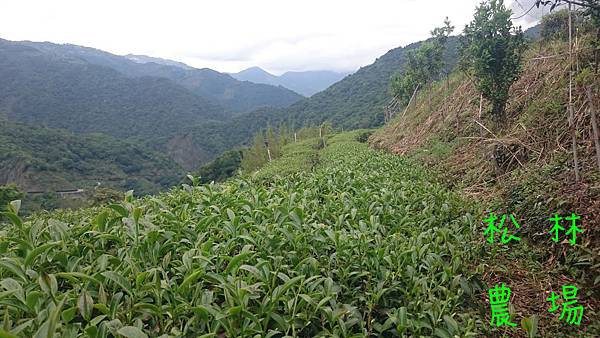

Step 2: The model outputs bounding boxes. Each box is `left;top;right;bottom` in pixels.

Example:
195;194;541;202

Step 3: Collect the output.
0;38;224;139
125;53;193;69
0;37;302;174
18;40;303;112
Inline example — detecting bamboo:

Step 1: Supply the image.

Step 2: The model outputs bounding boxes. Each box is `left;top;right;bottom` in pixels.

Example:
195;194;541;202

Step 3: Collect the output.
587;87;600;171
569;4;580;182
478;93;484;139
401;84;420;118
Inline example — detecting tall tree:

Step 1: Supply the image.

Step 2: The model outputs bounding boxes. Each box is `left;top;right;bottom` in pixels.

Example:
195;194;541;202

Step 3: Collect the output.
459;0;526;121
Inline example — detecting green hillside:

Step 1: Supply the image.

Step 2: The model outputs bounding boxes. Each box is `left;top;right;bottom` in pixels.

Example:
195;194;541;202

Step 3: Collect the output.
281;38;458;129
0;120;183;195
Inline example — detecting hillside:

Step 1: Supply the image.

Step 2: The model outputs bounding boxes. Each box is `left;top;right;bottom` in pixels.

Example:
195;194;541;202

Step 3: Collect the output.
20;41;304;113
0;119;183;194
370;35;600;232
0;39;224;140
125;54;193;69
232;67;349;96
281;37;459;129
0;38;304;172
370;34;600;335
4;127;596;336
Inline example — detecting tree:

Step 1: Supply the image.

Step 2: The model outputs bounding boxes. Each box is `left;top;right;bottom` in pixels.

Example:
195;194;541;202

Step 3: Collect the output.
0;185;24;211
540;9;572;40
391;18;455;105
536;0;600;72
459;0;526;121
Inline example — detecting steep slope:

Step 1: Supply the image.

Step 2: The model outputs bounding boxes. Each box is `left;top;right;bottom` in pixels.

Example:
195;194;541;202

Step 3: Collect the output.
369;35;600;332
232;67;348;96
0;119;183;194
21;40;303;112
0;38;224;139
280;37;458;129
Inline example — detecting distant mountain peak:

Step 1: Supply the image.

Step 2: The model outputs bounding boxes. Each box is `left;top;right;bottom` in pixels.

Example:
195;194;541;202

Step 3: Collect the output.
231;67;350;96
242;66;270;72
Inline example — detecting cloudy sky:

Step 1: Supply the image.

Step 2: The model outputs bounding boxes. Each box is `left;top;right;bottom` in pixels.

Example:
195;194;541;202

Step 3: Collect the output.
0;0;544;75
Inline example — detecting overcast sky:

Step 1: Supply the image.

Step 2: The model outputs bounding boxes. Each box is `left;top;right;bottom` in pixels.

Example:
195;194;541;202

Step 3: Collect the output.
0;0;543;75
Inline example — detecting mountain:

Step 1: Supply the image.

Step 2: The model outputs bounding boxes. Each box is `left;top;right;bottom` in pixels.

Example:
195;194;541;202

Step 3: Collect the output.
0;38;225;140
18;41;303;113
125;54;193;69
232;67;349;96
0;35;457;174
233;67;280;86
0;119;183;194
0;38;306;171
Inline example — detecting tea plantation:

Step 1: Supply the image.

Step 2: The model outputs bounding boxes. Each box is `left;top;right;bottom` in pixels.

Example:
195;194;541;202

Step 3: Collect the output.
0;132;481;337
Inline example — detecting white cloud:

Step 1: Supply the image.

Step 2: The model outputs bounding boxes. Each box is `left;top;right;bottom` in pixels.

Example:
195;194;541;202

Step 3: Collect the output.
510;0;550;26
0;0;540;74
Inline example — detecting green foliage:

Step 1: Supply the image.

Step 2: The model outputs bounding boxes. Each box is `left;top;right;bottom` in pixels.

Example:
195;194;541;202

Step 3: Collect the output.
0;39;226;141
0;185;23;211
391;18;455;105
0;133;480;336
459;0;527;120
194;150;243;184
541;9;571;40
0;120;183;197
87;188;124;206
356;130;373;143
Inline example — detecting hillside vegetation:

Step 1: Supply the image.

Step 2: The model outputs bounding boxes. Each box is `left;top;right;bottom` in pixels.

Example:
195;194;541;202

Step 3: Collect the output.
0;120;183;194
0;39;224;140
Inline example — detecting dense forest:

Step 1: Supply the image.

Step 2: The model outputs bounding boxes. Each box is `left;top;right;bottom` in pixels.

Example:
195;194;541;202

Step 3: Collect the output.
0;119;183;193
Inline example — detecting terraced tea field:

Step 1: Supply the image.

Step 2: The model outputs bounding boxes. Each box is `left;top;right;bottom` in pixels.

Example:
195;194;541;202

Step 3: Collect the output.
0;132;481;337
